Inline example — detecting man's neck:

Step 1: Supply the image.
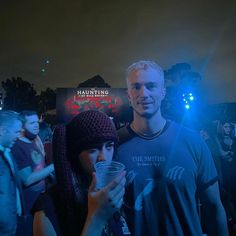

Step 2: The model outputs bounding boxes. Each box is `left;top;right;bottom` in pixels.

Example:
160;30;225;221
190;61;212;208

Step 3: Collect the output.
132;110;166;135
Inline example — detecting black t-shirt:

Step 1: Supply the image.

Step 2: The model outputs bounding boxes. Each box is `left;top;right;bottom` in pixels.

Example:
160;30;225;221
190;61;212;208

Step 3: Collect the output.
32;185;131;236
12;139;45;213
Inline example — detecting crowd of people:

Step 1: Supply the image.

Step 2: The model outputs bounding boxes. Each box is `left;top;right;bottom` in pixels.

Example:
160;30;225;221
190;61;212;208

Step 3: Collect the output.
0;60;235;236
200;119;236;234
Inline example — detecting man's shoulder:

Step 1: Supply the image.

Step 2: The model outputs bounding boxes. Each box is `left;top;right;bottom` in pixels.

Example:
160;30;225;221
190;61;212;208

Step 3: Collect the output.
13;138;34;149
169;121;201;138
117;125;135;146
12;139;34;159
19;136;32;143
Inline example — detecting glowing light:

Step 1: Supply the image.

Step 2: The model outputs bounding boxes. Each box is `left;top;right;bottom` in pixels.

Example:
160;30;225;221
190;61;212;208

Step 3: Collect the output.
41;68;46;73
185;104;190;109
189;96;194;101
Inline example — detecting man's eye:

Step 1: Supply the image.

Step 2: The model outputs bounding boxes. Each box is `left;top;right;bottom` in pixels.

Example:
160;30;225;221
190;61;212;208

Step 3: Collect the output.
132;84;141;90
146;83;157;90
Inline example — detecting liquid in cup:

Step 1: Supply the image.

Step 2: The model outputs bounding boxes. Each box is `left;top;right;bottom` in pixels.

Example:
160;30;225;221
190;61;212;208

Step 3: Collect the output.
94;161;125;189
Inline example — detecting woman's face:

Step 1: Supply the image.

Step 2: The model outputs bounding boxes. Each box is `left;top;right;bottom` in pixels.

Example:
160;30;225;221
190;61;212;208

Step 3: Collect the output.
78;141;115;175
222;123;232;136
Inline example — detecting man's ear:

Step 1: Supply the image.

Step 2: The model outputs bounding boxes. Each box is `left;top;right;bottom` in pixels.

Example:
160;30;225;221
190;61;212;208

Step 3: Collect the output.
126;90;132;106
161;87;166;99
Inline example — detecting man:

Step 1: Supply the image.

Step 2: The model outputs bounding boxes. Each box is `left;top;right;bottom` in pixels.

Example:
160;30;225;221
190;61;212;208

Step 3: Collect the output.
117;60;228;236
12;110;54;235
0;111;24;236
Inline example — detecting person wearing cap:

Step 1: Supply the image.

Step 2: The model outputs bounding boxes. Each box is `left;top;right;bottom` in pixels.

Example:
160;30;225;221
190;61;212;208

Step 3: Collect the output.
32;110;127;236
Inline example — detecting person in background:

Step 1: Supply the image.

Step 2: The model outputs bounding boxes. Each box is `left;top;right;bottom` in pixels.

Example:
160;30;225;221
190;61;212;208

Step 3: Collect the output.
12;110;54;236
217;120;236;233
38;121;55;188
38;121;53;165
199;122;223;185
217;120;236;194
117;60;228;236
0;111;25;236
32;110;128;236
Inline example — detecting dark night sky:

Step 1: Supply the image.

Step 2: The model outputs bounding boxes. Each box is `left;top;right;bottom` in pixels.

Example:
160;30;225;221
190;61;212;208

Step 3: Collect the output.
0;0;235;104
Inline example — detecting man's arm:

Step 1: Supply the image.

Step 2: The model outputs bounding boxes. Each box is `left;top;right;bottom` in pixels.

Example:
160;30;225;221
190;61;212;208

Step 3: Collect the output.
18;164;54;187
200;181;228;236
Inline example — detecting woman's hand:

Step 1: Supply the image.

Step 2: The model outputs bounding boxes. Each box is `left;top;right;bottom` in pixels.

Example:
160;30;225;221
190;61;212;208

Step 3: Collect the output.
87;171;126;222
81;171;126;236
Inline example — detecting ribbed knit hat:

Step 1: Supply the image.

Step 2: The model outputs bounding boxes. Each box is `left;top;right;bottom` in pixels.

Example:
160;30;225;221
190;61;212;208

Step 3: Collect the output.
66;110;118;155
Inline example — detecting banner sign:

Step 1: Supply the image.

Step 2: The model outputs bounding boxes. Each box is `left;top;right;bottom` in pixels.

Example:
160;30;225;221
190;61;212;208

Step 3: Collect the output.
56;88;132;124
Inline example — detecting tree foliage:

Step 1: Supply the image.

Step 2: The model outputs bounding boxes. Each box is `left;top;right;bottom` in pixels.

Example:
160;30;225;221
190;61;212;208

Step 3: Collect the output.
164;63;201;86
37;88;56;114
2;77;38;112
78;75;111;88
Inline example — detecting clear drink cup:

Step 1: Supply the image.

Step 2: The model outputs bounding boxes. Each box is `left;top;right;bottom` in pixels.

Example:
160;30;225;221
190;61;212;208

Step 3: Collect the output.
94;160;125;189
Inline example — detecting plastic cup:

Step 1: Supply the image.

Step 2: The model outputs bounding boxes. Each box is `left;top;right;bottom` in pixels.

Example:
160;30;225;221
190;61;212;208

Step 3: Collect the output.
94;160;125;189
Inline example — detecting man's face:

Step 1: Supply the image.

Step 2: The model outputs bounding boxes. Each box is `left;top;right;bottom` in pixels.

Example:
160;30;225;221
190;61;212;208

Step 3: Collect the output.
2;120;22;148
127;68;166;118
24;115;39;135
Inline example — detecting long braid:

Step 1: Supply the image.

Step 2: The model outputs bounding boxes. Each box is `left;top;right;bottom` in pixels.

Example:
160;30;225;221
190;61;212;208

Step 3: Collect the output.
53;125;85;235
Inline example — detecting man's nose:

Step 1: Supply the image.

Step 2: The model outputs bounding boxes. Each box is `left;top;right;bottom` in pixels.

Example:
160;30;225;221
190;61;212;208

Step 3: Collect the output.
140;85;149;97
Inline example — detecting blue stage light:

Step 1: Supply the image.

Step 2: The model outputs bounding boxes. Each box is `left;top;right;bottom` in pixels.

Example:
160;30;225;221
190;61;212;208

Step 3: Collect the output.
185;104;190;109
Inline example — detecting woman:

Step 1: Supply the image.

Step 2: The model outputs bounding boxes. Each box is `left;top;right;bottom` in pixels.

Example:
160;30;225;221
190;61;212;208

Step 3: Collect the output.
217;120;236;233
217;120;236;186
32;110;127;236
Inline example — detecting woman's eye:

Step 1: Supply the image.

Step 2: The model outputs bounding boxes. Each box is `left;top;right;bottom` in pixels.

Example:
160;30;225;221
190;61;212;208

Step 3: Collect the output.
88;149;98;154
106;142;114;150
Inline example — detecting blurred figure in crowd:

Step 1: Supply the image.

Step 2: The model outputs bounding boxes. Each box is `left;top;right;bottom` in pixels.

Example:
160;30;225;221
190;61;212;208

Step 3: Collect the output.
38;122;53;165
12;110;54;236
0;111;25;236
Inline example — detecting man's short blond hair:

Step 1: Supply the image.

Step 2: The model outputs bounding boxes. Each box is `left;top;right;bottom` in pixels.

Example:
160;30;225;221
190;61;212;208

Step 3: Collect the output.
126;60;164;82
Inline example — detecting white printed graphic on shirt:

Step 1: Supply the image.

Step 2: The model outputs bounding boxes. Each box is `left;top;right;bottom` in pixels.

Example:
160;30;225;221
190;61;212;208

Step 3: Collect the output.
132;166;185;211
166;166;185;180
